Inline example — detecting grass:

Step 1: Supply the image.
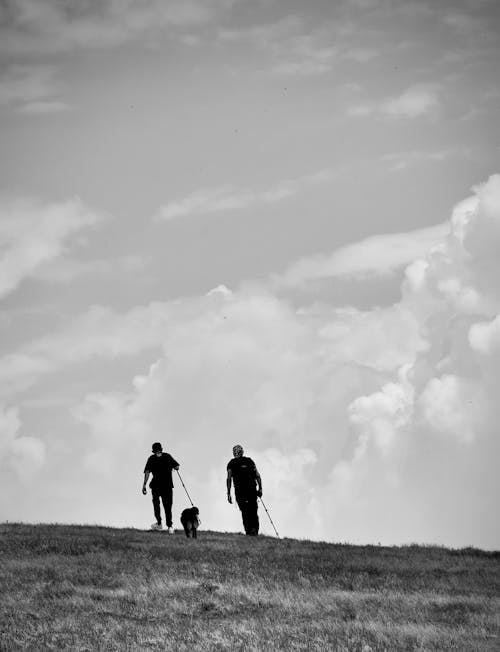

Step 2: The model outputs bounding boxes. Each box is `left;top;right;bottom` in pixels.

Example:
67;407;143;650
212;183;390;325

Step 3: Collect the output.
0;523;499;651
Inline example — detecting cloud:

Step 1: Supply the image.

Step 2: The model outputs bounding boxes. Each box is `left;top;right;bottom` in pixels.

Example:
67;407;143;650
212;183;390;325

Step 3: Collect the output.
380;147;470;172
155;168;338;221
0;0;238;55
70;285;409;533
442;11;482;34
18;100;71;114
469;315;500;354
0;196;106;300
3;175;500;549
0;405;46;481
272;223;449;288
341;47;379;62
350;84;440;119
0;64;69;114
270;60;333;76
36;254;145;284
57;173;500;549
0;302;174;398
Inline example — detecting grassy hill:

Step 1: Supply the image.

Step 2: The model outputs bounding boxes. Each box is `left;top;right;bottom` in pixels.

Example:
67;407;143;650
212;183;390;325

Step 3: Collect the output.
0;523;498;651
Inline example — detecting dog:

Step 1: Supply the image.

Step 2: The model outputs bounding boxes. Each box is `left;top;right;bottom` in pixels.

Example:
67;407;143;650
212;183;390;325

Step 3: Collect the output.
180;506;200;539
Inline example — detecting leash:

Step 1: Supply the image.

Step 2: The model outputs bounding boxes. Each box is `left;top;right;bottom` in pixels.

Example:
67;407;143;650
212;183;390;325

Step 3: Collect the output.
176;469;195;507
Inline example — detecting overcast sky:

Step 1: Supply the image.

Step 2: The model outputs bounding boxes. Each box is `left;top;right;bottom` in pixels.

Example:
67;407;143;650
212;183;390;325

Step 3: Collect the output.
1;0;499;548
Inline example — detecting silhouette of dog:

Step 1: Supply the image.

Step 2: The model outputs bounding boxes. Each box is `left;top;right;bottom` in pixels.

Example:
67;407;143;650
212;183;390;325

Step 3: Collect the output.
180;506;200;539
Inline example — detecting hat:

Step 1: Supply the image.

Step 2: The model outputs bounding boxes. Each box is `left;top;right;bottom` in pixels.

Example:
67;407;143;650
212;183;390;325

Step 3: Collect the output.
152;442;163;453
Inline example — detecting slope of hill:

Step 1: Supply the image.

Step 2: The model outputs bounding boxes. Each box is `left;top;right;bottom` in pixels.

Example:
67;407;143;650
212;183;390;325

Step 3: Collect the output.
0;523;498;651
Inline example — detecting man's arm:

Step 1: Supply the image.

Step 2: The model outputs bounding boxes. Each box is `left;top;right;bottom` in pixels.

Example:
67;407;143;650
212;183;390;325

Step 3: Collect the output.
226;469;233;503
142;471;150;495
170;454;180;471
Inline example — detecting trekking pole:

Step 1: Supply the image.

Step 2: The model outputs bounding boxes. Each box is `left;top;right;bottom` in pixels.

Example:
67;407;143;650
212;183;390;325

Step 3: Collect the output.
259;498;279;538
176;469;194;507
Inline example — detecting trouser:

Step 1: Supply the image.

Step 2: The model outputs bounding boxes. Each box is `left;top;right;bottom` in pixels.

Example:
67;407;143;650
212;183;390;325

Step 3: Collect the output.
152;487;173;527
236;493;259;535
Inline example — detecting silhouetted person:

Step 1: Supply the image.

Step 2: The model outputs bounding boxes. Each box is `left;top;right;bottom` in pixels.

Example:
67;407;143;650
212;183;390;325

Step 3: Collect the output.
142;442;179;534
226;444;262;536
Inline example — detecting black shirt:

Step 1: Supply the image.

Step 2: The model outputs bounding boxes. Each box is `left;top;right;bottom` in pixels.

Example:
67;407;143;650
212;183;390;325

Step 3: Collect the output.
144;452;179;489
227;456;258;497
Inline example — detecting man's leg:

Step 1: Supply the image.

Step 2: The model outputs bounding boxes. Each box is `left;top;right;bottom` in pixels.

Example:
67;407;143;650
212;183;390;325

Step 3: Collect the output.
151;491;162;525
236;496;250;534
247;495;259;535
237;495;259;535
160;488;173;528
253;497;260;535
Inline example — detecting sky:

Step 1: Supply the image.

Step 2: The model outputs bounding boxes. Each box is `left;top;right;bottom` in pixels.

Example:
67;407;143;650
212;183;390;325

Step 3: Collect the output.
1;0;499;549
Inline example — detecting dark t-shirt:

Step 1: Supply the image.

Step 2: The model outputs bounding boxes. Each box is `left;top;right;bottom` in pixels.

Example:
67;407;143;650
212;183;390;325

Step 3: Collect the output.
144;452;179;489
227;456;258;497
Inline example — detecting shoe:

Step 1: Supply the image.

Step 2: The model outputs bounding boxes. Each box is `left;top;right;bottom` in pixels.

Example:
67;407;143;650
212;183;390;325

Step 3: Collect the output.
166;527;174;534
151;523;163;530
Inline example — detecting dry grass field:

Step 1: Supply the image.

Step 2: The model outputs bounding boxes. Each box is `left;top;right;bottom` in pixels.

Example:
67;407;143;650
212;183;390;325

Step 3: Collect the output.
0;523;499;651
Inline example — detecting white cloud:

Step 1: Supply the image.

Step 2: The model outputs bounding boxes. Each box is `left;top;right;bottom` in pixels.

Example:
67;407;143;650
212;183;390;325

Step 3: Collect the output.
0;405;46;481
469;315;500;354
0;302;173;398
273;223;449;288
3;174;500;549
350;84;439;119
0;196;106;300
382;85;439;118
63;173;500;548
418;375;484;444
155;168;338;221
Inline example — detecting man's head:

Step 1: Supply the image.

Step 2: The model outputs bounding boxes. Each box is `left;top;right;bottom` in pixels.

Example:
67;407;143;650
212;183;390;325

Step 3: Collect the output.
232;444;244;458
152;442;163;456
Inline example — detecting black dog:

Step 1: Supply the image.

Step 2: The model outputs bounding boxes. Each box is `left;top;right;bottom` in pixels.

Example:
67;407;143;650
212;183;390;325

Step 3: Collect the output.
180;507;200;539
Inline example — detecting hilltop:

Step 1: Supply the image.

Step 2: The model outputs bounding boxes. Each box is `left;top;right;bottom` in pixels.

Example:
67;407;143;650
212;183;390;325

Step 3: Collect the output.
0;523;498;651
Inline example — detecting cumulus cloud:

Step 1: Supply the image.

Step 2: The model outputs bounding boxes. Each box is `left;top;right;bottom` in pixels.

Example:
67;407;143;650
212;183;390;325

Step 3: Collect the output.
3;175;500;549
62;173;500;549
71;286;400;535
0;405;46;481
0;196;106;300
272;223;449;288
469;315;500;354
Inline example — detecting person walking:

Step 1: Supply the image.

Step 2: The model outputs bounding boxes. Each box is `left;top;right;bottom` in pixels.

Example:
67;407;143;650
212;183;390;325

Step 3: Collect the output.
142;442;179;533
226;444;262;536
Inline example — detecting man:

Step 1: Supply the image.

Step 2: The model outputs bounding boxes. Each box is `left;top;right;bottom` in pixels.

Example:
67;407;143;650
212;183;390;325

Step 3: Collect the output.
226;444;262;536
142;442;179;534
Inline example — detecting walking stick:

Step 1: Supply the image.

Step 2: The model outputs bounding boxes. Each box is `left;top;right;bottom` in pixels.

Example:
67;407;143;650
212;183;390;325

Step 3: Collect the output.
259;497;279;538
176;469;194;507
